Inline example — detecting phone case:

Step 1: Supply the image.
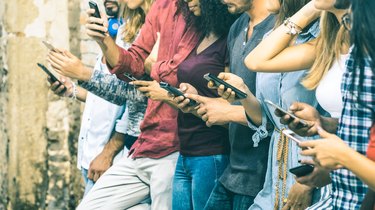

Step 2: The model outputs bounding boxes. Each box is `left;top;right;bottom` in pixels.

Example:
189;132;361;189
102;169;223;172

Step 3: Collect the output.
160;82;198;107
289;164;314;177
89;1;102;19
203;73;247;99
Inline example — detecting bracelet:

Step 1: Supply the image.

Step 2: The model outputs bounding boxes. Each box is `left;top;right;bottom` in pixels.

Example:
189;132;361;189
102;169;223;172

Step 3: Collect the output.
283;18;302;35
70;82;78;100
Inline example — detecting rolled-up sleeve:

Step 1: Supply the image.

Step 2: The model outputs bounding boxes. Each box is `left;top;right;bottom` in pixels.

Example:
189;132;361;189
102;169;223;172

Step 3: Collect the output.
246;100;273;147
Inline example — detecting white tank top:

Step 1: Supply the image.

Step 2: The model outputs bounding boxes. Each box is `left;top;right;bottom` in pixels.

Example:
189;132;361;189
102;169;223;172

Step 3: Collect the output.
315;54;349;118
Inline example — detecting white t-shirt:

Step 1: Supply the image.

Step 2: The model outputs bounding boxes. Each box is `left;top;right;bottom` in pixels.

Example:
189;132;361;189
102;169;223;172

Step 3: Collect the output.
315;54;349;118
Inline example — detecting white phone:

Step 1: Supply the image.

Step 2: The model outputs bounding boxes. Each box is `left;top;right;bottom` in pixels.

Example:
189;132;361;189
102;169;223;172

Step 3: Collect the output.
264;99;308;127
42;41;62;53
282;129;302;144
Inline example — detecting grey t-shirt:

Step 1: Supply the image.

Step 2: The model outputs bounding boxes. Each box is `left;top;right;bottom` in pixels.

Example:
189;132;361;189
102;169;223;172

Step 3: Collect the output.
219;13;276;196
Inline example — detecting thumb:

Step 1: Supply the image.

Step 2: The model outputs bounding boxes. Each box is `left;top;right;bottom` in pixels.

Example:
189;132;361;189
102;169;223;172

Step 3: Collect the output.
179;83;188;92
317;126;331;138
289;101;305;112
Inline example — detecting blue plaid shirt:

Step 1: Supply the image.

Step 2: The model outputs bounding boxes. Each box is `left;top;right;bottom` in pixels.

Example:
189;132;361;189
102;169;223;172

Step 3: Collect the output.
332;54;375;209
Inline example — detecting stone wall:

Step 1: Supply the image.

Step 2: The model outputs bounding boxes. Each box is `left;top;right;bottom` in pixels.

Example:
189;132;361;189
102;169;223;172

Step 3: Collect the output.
0;0;92;209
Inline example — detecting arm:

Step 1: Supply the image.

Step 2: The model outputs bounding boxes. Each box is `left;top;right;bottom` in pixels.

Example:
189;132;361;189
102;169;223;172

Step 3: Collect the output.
48;77;88;102
79;69;130;105
88;131;125;182
300;129;375;191
244;1;320;72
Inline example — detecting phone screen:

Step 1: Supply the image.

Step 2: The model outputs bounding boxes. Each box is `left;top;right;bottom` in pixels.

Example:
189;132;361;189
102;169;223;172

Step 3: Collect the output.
160;82;198;107
264;99;308;127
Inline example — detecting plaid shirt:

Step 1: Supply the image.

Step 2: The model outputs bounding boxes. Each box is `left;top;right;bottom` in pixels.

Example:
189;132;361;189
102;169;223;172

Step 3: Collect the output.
333;54;375;209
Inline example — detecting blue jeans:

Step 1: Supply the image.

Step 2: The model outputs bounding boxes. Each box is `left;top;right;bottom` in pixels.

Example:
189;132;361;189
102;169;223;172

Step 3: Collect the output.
81;168;95;197
172;154;229;210
204;181;255;210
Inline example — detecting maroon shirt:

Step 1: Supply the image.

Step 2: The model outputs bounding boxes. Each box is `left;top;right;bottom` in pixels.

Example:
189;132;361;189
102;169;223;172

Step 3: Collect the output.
110;0;200;159
177;36;230;156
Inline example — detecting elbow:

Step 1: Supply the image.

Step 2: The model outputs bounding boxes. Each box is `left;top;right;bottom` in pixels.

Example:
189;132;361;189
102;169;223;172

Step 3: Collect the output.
244;55;261;72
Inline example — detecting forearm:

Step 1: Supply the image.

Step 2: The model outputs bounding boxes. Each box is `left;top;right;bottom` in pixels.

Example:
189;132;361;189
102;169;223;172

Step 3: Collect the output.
76;86;88;102
101;132;126;158
98;36;120;68
340;149;375;191
245;5;318;72
320;117;339;133
79;70;129;105
240;90;263;126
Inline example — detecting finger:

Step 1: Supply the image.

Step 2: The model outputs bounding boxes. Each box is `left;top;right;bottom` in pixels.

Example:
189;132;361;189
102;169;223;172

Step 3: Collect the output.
50;51;68;62
86;23;107;34
202;114;208;122
130;80;153;87
299;140;318;149
47;54;65;68
300;147;317;156
86;28;107;38
289;101;305;112
179;83;188;93
88;16;104;25
316;126;331;138
185;93;206;104
87;168;94;180
300;158;315;165
281;201;291;210
207;80;217;89
63;50;75;59
87;8;95;16
196;107;206;116
93;172;100;182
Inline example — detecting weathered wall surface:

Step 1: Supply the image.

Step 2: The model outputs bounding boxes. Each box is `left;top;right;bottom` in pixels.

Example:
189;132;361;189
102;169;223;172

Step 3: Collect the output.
0;0;86;209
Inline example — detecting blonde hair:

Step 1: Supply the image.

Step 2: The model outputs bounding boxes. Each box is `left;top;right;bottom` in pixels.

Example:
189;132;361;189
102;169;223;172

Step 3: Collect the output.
120;0;153;43
302;11;350;89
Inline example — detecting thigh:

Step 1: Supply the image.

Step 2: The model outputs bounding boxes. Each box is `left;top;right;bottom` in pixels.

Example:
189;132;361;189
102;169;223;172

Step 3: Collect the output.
77;156;150;210
204;181;232;210
191;155;229;210
172;155;193;210
144;152;179;210
232;194;255;210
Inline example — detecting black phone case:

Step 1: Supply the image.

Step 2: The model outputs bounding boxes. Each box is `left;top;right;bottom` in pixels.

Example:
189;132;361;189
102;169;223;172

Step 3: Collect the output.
289;164;314;177
203;73;247;99
160;82;198;107
88;1;101;19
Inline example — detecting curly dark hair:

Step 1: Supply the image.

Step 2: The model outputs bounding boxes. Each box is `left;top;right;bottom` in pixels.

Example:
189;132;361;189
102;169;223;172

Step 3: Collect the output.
177;0;238;37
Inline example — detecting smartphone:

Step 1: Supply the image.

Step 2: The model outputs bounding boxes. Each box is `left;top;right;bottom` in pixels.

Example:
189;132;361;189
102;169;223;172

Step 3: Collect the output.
36;63;64;85
282;129;302;144
88;1;102;19
42;41;62;53
264;99;308;127
203;73;247;100
289;164;314;177
159;82;199;107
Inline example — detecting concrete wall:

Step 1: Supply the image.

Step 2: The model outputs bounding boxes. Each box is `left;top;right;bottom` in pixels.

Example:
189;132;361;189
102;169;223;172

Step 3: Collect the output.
0;0;88;209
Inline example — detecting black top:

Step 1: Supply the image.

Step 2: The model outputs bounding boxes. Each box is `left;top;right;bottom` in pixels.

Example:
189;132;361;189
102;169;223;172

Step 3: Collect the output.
177;36;230;156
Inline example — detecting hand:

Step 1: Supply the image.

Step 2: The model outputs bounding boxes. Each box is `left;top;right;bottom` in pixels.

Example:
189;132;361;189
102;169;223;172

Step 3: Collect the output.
215;73;250;103
131;80;169;101
47;50;92;81
299;128;350;170
85;9;109;42
144;32;160;75
295;159;332;188
275;102;321;137
173;83;199;113
48;76;72;97
87;151;114;182
282;182;313;210
185;94;231;127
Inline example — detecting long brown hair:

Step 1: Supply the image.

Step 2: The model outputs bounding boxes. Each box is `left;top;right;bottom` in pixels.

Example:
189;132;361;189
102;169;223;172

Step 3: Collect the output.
302;11;350;89
120;0;153;43
274;0;311;27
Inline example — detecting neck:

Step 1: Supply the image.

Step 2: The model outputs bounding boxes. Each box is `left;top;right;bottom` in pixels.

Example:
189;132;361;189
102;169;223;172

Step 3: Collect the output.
246;0;270;25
